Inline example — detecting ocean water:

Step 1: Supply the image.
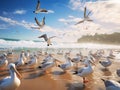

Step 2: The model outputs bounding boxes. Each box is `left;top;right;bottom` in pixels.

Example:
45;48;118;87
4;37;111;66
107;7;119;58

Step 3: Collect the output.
0;38;120;50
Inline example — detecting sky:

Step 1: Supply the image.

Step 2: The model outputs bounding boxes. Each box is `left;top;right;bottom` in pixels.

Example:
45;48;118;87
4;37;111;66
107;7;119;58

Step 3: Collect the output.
0;0;120;42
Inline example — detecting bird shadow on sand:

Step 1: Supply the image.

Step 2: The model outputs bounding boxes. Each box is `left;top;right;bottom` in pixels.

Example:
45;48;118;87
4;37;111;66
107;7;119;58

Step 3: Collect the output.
24;70;45;79
65;82;85;90
100;68;112;76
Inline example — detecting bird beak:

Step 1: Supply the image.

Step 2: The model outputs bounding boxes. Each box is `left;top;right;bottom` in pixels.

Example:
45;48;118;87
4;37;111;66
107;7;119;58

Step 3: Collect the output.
13;67;22;80
89;60;96;66
101;78;105;82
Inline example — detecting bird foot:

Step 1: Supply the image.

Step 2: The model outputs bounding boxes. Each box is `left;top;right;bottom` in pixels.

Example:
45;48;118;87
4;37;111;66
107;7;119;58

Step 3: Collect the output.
83;80;89;83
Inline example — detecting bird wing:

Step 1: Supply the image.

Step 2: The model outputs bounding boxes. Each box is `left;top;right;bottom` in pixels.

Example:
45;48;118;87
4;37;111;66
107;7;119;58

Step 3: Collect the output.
87;19;93;22
78;68;84;73
49;36;56;39
35;17;41;27
84;7;87;18
41;9;48;12
38;34;48;41
87;11;92;17
41;16;45;26
0;76;10;85
75;20;84;25
36;0;40;10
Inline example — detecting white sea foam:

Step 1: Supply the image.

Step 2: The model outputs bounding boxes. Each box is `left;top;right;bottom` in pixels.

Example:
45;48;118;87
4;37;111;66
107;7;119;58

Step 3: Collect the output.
0;39;120;49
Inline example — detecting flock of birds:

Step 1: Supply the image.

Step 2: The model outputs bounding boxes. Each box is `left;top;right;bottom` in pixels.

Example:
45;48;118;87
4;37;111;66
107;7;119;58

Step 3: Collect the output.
31;0;56;46
0;0;120;90
31;0;93;46
0;49;120;90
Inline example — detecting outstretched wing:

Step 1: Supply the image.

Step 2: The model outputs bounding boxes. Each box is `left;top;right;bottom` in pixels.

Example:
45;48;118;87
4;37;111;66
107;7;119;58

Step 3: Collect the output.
49;36;56;39
41;16;45;26
38;34;48;41
36;0;40;10
84;7;87;18
87;11;92;17
75;20;84;25
35;17;41;27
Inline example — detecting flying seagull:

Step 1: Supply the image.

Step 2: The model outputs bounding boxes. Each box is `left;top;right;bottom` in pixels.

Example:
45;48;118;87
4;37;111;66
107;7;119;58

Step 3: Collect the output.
31;16;45;30
38;34;56;46
33;0;48;14
75;7;93;25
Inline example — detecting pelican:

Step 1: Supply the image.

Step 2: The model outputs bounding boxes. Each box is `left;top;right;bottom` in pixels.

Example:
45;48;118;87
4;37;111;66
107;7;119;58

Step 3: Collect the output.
38;34;56;46
99;57;112;69
101;79;120;90
33;0;48;14
0;53;8;70
75;7;93;25
73;57;95;84
0;63;22;90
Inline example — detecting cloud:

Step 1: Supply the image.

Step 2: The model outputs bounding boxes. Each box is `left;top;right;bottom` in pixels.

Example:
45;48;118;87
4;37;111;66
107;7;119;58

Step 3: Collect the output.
54;0;120;42
13;9;26;15
0;16;34;29
58;15;82;25
47;10;55;13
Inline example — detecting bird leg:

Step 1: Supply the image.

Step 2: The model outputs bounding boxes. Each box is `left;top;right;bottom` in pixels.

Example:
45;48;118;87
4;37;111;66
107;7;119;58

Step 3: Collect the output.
83;77;89;83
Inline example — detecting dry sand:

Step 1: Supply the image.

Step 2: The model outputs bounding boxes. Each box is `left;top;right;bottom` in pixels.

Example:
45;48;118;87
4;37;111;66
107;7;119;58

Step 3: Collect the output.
0;49;120;90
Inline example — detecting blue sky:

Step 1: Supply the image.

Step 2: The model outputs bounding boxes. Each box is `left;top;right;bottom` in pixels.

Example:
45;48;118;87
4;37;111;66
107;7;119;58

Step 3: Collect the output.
0;0;81;40
0;0;120;42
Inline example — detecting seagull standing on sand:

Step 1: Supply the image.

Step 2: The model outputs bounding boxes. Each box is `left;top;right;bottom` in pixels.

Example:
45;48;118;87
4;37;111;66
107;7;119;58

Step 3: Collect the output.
0;63;22;90
58;57;73;72
101;79;120;90
15;52;25;67
33;0;48;14
38;34;56;46
71;53;82;69
73;57;95;84
26;54;38;69
0;53;8;70
75;7;93;25
99;57;112;69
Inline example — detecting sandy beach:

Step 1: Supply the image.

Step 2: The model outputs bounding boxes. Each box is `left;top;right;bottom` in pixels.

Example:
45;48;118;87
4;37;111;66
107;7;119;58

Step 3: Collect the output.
0;48;120;90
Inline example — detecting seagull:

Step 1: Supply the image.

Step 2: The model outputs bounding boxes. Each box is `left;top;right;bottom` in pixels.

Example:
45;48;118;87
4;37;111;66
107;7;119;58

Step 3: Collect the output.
33;0;48;14
99;57;112;69
31;16;45;30
0;53;8;70
101;79;120;90
73;57;95;84
58;57;73;72
15;52;25;67
38;54;61;73
71;53;82;69
116;69;120;77
75;7;93;25
26;54;38;69
0;63;22;90
38;34;56;46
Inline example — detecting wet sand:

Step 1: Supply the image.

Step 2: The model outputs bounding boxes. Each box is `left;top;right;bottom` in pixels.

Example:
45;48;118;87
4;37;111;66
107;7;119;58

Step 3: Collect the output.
0;49;120;90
